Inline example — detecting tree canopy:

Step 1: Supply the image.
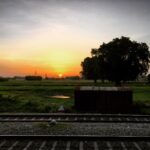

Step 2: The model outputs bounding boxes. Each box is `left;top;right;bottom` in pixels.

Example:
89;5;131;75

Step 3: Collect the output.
147;74;150;83
25;75;42;81
81;36;150;85
81;57;99;83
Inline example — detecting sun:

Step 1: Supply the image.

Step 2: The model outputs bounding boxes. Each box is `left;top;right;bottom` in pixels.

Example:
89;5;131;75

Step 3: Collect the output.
58;73;63;78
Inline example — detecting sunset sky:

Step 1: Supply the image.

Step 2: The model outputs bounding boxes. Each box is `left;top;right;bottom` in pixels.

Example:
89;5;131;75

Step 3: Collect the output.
0;0;150;77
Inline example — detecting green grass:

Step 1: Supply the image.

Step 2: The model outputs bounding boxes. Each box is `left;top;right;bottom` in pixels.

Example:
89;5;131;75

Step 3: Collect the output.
0;80;75;113
0;90;74;113
132;86;150;114
133;86;150;103
0;79;149;114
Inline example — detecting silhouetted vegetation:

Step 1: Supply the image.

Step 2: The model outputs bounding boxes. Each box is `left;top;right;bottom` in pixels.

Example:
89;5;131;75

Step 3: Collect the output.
81;36;150;86
147;74;150;83
25;75;42;81
0;94;18;112
0;77;9;82
81;57;100;83
65;76;80;80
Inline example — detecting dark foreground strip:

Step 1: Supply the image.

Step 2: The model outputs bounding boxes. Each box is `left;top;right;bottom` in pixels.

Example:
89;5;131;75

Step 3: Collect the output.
0;135;149;150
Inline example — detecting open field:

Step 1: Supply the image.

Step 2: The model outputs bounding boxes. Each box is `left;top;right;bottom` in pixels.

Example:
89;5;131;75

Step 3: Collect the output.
0;80;149;114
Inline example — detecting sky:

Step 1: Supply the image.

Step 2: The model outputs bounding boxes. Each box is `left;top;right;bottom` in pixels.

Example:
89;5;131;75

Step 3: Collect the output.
0;0;150;77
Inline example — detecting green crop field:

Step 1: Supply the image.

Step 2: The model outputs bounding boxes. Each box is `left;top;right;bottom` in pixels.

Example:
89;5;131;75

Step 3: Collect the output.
0;79;149;114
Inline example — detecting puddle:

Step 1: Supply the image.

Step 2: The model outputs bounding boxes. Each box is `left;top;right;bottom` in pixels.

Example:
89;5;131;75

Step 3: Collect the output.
50;95;70;99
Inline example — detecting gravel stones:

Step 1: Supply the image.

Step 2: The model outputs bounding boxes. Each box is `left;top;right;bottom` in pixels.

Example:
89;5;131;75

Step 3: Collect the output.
0;122;149;136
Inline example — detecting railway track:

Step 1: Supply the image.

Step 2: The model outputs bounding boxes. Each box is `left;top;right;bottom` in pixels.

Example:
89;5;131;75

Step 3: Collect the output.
0;135;149;150
0;113;150;123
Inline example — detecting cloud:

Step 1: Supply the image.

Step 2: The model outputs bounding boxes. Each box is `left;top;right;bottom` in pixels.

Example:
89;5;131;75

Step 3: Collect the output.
0;0;150;40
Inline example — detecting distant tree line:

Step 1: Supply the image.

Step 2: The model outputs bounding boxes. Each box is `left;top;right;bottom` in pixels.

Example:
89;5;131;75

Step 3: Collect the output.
81;36;150;86
65;76;80;80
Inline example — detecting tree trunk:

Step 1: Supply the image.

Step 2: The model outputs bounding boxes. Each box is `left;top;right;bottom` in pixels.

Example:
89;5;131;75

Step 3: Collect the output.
94;79;97;84
115;81;121;86
102;79;105;83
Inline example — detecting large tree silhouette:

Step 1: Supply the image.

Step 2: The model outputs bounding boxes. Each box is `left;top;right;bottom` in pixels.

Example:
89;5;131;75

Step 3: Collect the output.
81;36;150;85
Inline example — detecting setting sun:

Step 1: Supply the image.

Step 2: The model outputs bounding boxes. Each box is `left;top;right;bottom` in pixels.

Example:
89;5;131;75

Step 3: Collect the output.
58;73;63;78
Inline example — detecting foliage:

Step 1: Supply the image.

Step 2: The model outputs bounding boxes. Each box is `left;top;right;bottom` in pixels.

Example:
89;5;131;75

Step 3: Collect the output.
81;36;150;85
147;74;150;83
65;76;80;80
25;75;42;81
81;57;100;83
0;95;18;112
0;77;9;82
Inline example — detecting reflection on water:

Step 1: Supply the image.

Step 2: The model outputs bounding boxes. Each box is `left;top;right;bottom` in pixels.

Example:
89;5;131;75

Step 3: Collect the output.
50;95;70;99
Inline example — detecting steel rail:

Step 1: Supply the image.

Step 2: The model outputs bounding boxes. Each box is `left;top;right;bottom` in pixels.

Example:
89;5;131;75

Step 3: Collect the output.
0;119;150;123
0;113;150;117
0;135;150;141
0;113;150;123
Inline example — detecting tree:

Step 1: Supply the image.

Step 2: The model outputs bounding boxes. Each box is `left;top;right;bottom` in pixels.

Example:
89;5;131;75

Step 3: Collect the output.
81;36;150;85
147;74;150;83
99;37;150;85
91;49;106;82
25;75;42;81
81;57;99;83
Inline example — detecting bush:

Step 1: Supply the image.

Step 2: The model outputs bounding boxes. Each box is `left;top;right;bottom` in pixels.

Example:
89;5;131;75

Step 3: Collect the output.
25;75;42;81
147;74;150;83
22;101;51;113
22;101;40;112
0;77;9;82
0;95;18;112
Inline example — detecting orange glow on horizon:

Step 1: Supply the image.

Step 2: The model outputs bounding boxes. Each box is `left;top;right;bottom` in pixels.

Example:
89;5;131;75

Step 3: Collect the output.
0;16;96;77
0;58;81;77
0;22;95;77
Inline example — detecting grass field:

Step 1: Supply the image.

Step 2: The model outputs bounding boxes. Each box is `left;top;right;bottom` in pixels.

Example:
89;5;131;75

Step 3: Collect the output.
0;79;149;114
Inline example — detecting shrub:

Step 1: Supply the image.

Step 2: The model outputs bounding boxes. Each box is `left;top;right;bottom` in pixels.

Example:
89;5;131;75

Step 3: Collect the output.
25;75;42;81
0;77;9;82
0;95;17;112
147;74;150;83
